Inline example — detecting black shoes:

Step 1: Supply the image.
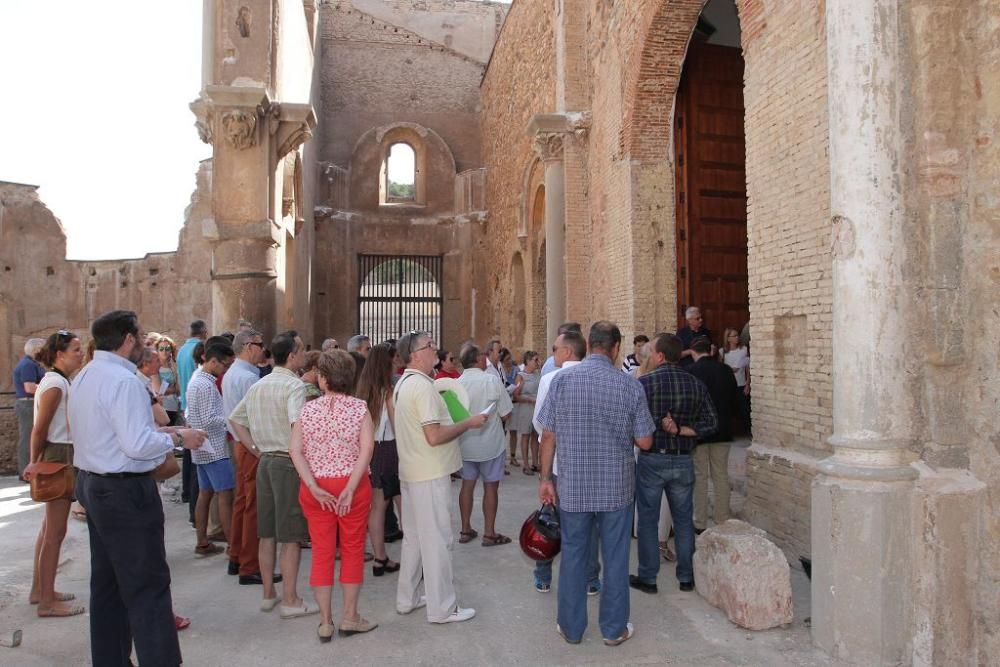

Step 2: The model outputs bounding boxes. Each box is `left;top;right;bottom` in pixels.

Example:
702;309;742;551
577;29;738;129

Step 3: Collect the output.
238;573;283;585
628;574;658;594
384;529;404;543
228;561;239;576
679;580;695;592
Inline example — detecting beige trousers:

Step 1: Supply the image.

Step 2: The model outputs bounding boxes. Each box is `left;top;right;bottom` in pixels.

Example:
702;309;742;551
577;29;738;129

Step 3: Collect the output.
397;475;458;622
693;443;732;529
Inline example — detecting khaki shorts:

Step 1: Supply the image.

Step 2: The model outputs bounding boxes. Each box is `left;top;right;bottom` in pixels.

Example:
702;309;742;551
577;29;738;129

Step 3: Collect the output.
256;454;309;543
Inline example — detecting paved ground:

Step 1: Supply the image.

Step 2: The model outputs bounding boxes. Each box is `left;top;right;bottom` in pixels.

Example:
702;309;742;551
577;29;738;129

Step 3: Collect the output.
0;444;842;666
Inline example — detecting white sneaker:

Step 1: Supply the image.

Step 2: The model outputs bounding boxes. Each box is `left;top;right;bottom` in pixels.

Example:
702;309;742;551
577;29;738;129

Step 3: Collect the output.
397;595;427;615
279;601;319;619
432;606;476;624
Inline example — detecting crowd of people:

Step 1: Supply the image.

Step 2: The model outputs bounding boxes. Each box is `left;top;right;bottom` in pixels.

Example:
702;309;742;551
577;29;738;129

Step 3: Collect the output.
11;304;751;664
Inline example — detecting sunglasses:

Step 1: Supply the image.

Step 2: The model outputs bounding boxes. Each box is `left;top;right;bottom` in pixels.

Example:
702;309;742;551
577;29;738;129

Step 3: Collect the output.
56;329;74;338
157;346;173;351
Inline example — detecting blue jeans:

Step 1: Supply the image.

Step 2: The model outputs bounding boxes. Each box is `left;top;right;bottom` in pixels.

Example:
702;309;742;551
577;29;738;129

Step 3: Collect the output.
636;453;695;584
557;504;632;642
533;521;601;588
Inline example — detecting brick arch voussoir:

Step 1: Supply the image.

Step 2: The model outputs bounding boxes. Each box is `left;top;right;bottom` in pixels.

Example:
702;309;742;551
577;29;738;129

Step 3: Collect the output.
621;0;707;162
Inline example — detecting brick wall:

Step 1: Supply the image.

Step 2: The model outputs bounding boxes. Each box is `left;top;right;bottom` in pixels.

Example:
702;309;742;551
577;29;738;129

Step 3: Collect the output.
478;0;556;348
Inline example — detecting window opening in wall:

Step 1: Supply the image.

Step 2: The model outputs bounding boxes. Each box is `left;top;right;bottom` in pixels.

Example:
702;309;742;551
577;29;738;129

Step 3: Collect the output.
358;254;442;344
386;143;416;202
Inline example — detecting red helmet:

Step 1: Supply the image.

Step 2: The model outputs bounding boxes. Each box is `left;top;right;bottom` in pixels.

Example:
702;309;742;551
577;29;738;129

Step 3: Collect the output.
519;505;561;561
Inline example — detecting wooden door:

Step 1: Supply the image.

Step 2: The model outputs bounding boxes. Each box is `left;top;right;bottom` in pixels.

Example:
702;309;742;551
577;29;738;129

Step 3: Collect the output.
674;38;749;344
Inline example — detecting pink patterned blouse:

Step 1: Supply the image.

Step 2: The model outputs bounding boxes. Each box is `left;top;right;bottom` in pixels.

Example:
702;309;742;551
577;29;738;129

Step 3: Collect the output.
299;393;369;479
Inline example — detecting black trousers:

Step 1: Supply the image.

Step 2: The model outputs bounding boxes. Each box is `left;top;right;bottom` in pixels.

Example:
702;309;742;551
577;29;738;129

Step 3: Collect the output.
76;471;181;667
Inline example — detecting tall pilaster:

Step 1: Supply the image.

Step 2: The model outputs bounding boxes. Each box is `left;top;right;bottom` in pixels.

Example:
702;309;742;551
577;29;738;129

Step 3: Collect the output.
528;115;567;345
811;0;917;662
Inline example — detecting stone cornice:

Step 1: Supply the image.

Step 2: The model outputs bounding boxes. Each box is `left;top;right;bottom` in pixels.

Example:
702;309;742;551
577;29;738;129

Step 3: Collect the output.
527;111;592;161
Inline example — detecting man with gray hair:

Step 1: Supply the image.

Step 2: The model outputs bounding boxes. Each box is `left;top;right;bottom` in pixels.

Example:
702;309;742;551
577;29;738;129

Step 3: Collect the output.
394;331;487;624
13;337;45;479
346;334;371;357
223;328;270;584
676;306;713;366
320;338;339;352
456;342;513;547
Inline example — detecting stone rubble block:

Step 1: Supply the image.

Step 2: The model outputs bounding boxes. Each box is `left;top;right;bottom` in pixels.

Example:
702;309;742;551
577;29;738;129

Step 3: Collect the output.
692;519;793;631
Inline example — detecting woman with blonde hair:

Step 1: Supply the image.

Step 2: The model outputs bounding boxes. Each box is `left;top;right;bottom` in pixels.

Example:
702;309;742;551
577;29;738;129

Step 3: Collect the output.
25;330;86;617
290;350;377;641
152;335;181;425
722;327;751;432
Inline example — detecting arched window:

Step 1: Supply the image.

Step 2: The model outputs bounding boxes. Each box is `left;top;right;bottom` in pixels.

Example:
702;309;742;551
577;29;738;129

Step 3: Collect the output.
385;142;416;202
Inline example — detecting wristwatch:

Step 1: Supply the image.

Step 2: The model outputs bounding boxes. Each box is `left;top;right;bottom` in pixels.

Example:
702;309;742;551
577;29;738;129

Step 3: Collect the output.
170;432;183;447
539;475;552;482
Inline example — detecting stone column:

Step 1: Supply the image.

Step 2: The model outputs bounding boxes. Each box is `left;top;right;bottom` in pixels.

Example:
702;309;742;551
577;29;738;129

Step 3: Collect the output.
528;115;568;344
811;0;917;663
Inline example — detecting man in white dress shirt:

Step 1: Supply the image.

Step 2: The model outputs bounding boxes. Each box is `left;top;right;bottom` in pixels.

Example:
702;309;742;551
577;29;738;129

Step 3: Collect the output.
70;310;206;667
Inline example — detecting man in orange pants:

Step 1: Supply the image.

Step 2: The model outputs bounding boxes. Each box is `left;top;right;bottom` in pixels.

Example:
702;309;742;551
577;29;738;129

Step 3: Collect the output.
223;328;270;584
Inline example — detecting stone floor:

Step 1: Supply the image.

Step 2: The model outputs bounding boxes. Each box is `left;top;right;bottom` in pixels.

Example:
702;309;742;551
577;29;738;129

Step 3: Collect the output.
0;445;843;666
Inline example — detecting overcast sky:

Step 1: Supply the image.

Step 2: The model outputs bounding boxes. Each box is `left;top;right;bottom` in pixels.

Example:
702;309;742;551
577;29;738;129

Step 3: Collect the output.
0;2;209;260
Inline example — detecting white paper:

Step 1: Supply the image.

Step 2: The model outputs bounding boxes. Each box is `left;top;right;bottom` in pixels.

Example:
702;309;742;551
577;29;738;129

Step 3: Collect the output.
479;402;496;416
159;381;171;396
197;439;213;451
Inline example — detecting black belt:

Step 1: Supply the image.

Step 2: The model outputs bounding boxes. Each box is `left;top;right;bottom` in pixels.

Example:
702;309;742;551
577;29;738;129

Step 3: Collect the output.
642;447;692;456
84;470;151;479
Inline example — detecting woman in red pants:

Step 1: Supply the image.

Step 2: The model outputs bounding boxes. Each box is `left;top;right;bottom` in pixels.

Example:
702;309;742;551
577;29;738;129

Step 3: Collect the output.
290;350;376;642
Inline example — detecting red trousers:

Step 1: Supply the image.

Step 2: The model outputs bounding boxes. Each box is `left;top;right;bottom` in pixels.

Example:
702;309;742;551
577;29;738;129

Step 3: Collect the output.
229;444;260;575
299;476;371;586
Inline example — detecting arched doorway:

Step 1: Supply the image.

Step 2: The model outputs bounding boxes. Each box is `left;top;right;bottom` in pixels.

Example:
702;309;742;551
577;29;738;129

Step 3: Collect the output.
674;0;748;342
358;255;443;343
510;252;526;349
529;184;546;351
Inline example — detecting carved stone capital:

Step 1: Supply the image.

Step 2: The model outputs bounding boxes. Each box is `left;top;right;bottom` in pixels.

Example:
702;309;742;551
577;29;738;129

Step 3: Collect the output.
190;97;213;145
274;103;317;160
221;109;258;150
532;133;565;162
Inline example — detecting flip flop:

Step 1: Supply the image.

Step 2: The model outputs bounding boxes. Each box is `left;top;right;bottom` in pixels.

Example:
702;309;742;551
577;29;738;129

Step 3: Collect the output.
30;592;76;605
37;603;85;617
481;533;511;547
174;615;191;631
458;529;478;544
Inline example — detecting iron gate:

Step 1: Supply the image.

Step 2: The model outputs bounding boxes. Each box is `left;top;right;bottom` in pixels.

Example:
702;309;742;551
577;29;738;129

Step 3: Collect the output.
357;255;443;344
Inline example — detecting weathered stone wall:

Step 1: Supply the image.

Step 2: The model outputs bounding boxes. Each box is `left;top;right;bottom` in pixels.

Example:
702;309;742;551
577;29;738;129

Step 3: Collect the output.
313;0;495;349
478;0;556;351
318;0;495;172
0;166;214;466
904;0;1000;658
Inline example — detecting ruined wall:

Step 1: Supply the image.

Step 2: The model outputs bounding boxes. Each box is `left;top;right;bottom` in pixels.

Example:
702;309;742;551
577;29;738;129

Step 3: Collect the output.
478;0;556;350
0;167;214;471
318;0;495;172
313;0;494;349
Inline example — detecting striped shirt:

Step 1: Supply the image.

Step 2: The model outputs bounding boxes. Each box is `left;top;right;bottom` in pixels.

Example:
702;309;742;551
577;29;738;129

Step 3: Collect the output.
228;366;306;453
185;370;229;464
535;354;656;512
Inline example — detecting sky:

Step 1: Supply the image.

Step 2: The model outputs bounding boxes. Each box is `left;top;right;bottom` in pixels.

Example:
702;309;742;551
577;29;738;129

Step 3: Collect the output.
0;2;210;260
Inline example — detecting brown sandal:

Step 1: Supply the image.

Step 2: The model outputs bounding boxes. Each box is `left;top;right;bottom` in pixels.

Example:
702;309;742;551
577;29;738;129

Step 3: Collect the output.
458;529;478;544
37;602;85;617
482;533;512;547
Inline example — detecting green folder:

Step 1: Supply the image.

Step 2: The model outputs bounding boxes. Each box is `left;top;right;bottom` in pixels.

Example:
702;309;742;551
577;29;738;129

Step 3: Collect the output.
439;389;470;422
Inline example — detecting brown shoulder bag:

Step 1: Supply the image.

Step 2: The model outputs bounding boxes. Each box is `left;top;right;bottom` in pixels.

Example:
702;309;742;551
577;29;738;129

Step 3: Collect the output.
28;461;75;503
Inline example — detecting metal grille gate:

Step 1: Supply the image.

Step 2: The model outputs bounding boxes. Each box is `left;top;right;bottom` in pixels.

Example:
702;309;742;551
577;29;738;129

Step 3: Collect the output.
358;255;443;344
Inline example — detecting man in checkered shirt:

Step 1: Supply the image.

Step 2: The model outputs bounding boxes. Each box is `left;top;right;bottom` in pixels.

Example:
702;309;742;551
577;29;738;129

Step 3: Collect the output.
185;339;236;558
631;333;718;596
536;321;655;647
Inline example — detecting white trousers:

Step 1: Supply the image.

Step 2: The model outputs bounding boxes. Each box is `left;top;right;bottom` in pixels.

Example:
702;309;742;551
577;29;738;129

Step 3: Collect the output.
397;475;458;622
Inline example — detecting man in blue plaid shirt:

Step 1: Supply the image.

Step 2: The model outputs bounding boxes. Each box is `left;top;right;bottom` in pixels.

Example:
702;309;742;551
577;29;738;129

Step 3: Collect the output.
631;333;717;595
537;321;655;647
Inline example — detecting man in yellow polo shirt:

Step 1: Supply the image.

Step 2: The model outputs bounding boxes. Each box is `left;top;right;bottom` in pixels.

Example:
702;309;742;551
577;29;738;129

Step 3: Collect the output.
394;331;487;624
